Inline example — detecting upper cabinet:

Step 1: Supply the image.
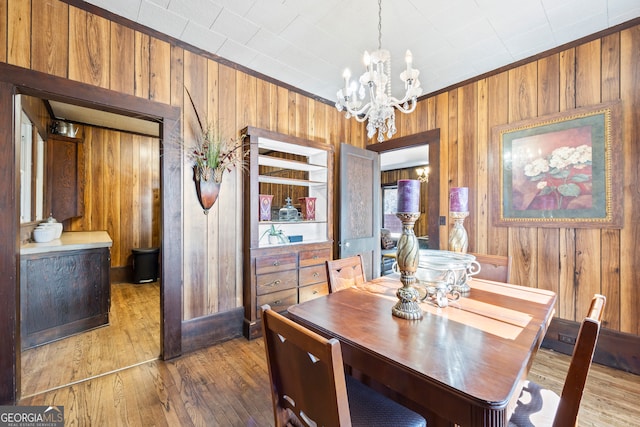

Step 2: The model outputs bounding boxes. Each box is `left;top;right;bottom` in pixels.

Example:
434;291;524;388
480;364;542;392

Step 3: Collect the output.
242;127;334;339
47;134;85;222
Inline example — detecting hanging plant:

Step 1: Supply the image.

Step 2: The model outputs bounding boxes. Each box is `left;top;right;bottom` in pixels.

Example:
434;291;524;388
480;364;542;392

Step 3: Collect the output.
179;88;248;214
184;88;248;184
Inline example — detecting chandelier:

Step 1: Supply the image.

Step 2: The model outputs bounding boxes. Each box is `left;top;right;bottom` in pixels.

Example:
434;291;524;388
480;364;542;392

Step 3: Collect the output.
335;0;422;142
416;166;430;183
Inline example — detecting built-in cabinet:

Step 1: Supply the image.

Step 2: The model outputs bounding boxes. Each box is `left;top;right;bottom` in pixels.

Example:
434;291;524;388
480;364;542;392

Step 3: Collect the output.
242;127;334;339
20;232;112;349
47;134;84;222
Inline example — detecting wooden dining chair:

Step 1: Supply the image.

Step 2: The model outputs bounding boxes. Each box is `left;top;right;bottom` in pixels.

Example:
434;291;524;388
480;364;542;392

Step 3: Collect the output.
509;294;606;427
469;252;512;283
326;255;366;293
261;305;427;427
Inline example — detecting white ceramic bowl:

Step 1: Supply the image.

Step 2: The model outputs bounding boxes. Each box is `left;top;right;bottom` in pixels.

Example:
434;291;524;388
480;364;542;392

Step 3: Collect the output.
33;227;56;243
37;222;63;239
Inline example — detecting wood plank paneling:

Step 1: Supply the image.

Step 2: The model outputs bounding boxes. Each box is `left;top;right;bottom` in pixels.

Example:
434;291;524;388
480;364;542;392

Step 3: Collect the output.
109;22;135;95
0;0;6;62
183;50;208;320
68;6;110;88
485;73;509;257
7;0;30;67
31;0;68;77
134;31;150;99
620;26;640;335
600;33;622;330
216;64;238;313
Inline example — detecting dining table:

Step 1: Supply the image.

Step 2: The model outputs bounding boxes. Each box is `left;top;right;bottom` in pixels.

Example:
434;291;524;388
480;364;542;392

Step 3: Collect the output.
287;275;557;427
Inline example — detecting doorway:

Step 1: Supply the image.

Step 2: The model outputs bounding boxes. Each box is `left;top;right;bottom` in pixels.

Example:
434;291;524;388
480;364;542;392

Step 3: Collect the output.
17;95;163;396
0;62;183;404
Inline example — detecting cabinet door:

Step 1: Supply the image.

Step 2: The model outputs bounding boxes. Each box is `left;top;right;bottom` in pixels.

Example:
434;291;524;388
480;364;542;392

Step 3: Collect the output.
47;136;84;221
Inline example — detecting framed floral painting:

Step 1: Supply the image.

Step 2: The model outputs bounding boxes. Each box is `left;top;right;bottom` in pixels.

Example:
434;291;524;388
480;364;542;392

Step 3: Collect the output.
492;101;622;228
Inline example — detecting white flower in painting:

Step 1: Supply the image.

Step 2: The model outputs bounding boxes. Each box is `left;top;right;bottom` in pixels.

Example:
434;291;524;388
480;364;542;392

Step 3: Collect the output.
549;144;591;170
537;181;548;190
524;158;550;177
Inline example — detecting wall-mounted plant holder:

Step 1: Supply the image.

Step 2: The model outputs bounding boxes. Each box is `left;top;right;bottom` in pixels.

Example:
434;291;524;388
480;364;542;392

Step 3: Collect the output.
194;167;221;215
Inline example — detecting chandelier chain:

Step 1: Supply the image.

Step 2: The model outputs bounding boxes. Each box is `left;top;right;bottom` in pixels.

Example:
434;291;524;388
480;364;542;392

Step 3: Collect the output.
377;0;382;50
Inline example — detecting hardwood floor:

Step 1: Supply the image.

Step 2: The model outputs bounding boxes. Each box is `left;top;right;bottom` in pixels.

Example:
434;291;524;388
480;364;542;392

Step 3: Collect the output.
20;282;161;397
19;286;640;426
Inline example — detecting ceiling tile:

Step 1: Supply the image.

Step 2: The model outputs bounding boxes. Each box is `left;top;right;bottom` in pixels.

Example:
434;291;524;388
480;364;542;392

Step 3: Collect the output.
181;21;226;54
138;0;189;39
211;8;260;45
167;0;221;29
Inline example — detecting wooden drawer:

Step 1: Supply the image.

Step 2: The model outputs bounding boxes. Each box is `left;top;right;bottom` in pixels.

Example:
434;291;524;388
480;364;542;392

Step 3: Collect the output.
299;248;332;267
256;270;298;296
299;282;329;303
257;288;297;315
255;253;297;275
299;264;327;287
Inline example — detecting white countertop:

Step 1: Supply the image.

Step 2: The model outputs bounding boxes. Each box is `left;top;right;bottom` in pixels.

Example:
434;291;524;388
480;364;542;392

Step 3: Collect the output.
21;231;113;255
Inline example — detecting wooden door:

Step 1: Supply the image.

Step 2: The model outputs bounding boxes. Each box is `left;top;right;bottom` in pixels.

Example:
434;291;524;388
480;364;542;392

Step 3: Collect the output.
339;143;380;279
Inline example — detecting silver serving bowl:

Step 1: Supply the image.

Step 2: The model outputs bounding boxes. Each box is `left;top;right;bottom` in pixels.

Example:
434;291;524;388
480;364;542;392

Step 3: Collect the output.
415;250;481;288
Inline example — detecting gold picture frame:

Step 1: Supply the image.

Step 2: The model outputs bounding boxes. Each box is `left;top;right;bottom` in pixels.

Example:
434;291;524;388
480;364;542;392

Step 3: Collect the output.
492;101;622;228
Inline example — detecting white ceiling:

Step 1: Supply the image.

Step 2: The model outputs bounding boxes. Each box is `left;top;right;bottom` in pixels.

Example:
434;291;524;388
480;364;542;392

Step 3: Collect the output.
82;0;640;103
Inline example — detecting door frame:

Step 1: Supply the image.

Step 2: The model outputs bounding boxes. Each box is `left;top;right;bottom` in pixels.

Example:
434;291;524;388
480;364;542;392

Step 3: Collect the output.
367;129;441;249
0;62;182;404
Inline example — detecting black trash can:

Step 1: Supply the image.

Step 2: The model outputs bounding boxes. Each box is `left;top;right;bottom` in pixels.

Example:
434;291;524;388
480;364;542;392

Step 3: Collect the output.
132;247;160;284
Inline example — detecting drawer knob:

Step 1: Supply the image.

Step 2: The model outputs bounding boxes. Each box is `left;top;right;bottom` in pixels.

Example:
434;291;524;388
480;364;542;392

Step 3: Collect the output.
313;255;319;259
313;290;318;294
313;272;320;277
273;299;282;305
273;260;280;266
266;279;281;287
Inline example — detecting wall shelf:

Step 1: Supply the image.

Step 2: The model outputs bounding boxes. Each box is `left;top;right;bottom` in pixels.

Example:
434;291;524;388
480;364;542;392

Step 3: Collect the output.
242;126;334;340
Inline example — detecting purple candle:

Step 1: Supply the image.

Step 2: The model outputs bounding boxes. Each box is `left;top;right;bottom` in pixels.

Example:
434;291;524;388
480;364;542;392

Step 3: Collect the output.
397;179;420;212
450;187;469;212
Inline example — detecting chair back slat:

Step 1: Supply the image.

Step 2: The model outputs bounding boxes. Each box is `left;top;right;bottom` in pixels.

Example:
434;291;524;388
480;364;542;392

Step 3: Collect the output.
326;255;366;293
469;252;512;283
261;305;352;427
553;294;606;427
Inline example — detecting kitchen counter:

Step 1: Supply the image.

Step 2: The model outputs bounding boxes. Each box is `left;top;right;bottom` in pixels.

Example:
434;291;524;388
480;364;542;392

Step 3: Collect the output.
20;231;112;349
21;230;112;255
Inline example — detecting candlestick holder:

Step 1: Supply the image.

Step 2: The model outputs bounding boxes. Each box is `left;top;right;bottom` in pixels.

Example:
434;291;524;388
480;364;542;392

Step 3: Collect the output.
448;211;469;253
392;212;423;320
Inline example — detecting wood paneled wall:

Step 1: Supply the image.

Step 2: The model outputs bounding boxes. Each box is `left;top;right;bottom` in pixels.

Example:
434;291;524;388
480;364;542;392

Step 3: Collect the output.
403;27;640;335
68;127;160;269
3;0;639;337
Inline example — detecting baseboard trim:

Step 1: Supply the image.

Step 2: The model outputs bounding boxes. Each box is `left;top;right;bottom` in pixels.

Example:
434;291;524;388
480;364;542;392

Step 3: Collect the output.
181;308;244;353
542;318;640;375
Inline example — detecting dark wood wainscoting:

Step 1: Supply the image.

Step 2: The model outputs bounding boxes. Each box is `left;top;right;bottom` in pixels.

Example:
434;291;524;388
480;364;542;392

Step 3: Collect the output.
543;317;640;375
